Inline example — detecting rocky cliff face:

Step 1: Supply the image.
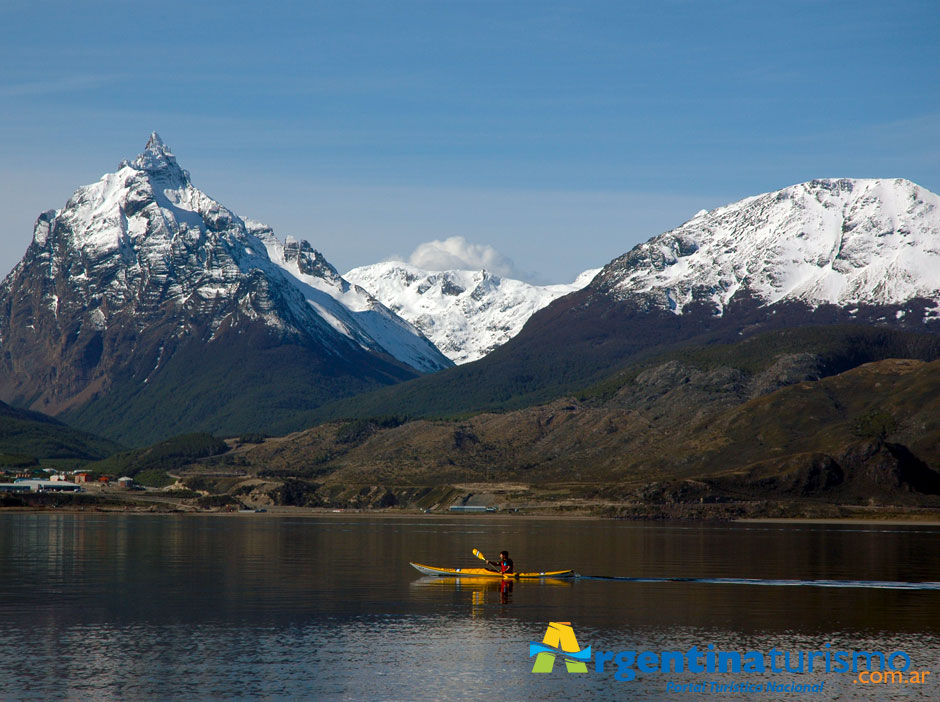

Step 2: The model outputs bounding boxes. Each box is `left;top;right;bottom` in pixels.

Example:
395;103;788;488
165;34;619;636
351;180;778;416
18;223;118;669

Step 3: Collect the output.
0;134;450;442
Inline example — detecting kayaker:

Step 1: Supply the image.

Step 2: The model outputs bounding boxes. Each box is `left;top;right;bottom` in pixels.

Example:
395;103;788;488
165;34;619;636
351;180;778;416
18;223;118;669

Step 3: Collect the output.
487;551;514;574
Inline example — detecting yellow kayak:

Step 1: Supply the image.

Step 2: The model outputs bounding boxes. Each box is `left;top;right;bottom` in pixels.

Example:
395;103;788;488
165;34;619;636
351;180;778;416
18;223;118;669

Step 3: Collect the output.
410;562;575;578
412;575;573;588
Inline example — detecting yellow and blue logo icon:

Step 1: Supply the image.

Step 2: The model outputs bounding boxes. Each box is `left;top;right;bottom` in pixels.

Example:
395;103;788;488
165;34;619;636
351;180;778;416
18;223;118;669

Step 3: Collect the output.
529;622;591;673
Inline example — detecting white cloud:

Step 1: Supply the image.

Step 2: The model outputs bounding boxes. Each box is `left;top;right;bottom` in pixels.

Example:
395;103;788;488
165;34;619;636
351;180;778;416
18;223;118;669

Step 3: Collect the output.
402;236;526;279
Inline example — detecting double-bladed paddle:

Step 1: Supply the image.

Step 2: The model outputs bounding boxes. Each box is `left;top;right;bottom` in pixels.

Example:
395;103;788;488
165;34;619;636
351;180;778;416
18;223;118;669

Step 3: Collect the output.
473;548;499;572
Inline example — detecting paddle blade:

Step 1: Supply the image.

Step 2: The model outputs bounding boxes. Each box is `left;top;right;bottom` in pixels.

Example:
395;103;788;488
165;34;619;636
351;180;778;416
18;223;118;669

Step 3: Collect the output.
472;548;487;562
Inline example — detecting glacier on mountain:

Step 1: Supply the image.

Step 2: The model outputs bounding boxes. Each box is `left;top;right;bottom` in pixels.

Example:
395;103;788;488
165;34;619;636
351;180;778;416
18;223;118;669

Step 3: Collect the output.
345;262;599;364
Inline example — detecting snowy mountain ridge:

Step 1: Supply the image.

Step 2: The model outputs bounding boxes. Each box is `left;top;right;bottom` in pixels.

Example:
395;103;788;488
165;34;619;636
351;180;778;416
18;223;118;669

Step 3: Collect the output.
345;262;599;364
596;178;940;316
17;133;450;373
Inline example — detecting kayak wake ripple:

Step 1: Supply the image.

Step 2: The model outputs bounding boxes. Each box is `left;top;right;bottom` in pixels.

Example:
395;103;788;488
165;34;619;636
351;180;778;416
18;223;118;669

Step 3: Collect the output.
576;575;940;590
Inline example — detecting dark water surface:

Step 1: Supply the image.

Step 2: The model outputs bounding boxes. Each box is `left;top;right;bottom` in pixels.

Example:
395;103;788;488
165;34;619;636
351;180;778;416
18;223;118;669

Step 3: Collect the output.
1;514;939;700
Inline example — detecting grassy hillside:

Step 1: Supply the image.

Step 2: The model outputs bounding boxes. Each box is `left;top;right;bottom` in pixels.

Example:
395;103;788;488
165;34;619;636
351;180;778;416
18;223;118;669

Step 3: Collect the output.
84;433;229;485
300;325;940;424
76;323;940;514
59;325;420;446
163;332;940;513
0;401;122;468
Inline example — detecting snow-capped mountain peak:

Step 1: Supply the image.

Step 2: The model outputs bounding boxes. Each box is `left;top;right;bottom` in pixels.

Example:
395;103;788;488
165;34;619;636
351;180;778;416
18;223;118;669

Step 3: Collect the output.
345;261;600;363
7;134;451;385
596;178;940;315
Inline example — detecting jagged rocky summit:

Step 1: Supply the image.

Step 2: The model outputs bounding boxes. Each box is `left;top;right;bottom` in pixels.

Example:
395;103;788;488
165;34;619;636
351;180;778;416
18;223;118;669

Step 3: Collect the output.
345;262;600;363
0;134;451;443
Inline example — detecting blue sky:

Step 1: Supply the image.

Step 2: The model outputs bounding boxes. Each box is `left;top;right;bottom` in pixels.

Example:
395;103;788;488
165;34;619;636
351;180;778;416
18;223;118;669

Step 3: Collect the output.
1;0;938;282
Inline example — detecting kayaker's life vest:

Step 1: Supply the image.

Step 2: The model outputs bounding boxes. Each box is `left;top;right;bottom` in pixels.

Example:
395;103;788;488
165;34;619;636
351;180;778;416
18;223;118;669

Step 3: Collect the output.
500;557;514;574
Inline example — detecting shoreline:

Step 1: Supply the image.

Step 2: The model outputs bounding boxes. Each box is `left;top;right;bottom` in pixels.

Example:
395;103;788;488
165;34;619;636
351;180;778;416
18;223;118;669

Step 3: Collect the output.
4;505;940;526
735;517;940;526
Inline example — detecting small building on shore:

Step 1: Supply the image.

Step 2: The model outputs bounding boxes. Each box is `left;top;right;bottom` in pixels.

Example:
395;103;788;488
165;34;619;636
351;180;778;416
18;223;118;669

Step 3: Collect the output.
117;477;135;489
12;479;81;493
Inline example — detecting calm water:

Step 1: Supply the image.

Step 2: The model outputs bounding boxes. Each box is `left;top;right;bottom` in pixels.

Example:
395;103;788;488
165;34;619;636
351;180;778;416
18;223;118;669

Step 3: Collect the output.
1;514;939;701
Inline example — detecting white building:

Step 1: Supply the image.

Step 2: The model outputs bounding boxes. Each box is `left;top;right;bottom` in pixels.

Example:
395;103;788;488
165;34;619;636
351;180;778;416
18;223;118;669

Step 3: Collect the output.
13;479;82;493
